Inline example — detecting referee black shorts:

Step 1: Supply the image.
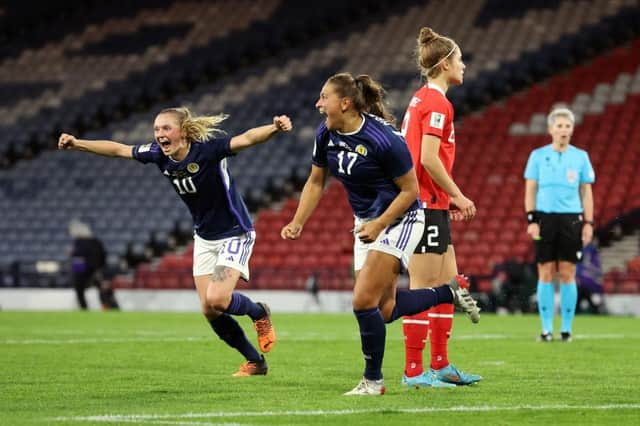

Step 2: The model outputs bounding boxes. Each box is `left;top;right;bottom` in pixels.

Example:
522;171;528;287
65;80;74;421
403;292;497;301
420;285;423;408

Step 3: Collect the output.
413;209;452;255
535;212;584;264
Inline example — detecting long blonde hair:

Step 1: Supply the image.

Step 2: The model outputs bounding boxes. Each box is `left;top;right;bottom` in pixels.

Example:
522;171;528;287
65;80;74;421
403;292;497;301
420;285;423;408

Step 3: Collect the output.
159;107;229;143
415;27;457;79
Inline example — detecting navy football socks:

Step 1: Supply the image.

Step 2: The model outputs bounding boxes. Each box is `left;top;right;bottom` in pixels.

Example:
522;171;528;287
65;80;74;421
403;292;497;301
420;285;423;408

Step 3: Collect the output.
388;287;453;322
209;314;261;361
354;307;386;381
226;292;266;320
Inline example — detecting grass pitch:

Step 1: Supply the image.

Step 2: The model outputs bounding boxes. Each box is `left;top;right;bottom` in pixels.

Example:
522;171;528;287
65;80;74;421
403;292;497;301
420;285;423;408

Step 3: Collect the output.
1;311;638;425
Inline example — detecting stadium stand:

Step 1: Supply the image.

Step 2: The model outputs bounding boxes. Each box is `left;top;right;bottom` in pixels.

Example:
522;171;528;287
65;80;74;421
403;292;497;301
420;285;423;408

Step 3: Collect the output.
1;0;639;298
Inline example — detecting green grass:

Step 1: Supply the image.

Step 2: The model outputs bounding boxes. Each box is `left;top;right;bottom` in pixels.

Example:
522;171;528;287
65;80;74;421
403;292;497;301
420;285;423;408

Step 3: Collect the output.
1;311;639;425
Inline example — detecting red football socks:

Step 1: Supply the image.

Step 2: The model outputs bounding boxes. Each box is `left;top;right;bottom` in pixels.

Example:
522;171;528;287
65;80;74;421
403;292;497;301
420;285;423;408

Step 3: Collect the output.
428;303;454;370
402;311;429;377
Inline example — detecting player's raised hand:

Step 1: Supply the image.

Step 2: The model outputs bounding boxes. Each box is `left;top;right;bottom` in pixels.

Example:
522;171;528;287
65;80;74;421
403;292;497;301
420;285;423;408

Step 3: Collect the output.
281;221;303;240
274;115;293;132
58;133;78;150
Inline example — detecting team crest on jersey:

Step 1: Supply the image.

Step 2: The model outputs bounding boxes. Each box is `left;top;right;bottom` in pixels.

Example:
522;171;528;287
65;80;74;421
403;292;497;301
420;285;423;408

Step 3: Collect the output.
566;169;577;184
355;144;368;156
187;163;200;174
430;112;445;130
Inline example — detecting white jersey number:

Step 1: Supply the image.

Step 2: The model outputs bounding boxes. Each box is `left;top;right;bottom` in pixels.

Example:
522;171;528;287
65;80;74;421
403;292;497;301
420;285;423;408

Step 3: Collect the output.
173;177;197;194
337;151;358;175
426;225;439;247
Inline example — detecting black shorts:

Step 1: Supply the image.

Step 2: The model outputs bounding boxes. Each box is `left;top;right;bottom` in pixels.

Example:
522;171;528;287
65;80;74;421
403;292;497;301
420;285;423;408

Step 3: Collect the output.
413;209;452;255
535;212;584;264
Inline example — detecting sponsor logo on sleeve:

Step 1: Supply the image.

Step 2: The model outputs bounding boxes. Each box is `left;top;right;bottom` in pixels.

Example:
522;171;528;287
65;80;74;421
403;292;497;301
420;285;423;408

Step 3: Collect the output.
430;112;445;130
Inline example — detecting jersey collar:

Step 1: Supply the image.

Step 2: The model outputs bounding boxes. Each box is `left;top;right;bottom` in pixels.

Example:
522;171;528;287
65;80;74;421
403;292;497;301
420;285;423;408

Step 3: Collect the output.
168;142;192;163
336;113;366;136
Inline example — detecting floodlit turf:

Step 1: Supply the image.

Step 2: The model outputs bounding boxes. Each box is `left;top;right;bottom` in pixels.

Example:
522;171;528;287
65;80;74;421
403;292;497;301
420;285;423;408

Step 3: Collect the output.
1;311;638;425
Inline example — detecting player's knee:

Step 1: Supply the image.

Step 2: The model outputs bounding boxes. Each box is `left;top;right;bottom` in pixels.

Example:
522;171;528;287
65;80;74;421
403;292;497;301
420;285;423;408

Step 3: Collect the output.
538;266;554;282
352;289;378;310
206;288;231;312
558;272;575;284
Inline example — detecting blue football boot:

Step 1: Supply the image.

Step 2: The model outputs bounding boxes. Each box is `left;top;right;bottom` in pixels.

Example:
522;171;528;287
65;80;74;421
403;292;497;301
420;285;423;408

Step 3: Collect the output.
401;371;456;388
431;364;482;385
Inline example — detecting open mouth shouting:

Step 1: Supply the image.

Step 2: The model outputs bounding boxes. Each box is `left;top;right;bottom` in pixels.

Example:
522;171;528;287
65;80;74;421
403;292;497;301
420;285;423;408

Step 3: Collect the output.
158;138;172;151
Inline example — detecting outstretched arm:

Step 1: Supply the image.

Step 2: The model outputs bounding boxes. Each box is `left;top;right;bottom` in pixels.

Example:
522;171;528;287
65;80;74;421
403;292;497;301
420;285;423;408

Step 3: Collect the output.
281;165;328;240
58;133;133;158
230;115;293;153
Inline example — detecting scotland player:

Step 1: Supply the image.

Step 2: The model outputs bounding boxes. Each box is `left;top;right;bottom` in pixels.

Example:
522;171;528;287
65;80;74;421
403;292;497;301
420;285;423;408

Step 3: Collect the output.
281;73;480;396
524;106;595;343
400;27;481;388
58;107;292;376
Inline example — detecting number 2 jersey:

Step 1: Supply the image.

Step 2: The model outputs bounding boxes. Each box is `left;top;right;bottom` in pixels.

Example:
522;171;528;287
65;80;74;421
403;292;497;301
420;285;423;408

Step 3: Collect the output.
132;139;253;240
401;83;456;210
312;113;420;219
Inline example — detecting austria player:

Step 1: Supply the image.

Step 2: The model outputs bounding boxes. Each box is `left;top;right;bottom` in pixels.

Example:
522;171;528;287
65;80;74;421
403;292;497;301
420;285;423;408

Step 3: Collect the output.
58;107;291;377
400;27;481;388
281;73;480;396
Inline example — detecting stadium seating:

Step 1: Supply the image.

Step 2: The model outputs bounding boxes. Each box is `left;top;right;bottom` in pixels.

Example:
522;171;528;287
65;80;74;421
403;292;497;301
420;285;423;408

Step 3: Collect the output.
2;0;639;294
451;40;640;276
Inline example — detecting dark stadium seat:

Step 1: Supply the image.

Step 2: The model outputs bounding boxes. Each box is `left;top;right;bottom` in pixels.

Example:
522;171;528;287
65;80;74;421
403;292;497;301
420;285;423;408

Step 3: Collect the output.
3;1;640;291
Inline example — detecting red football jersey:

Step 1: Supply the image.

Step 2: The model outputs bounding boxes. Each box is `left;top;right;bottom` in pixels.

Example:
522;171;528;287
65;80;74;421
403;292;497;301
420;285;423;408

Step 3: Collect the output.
401;83;455;210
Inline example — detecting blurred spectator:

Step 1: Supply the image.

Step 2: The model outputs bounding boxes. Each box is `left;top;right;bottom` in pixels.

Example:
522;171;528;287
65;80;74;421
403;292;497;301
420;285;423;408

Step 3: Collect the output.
303;272;322;311
576;240;605;314
68;219;119;310
492;258;537;314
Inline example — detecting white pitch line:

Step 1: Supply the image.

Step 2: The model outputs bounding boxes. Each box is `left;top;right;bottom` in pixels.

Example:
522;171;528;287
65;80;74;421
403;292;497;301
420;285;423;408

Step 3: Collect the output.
0;336;209;345
52;404;640;423
3;333;639;346
478;360;506;366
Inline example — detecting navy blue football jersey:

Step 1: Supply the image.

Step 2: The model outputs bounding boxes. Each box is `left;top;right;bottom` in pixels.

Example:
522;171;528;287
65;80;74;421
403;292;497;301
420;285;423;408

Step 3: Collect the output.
132;138;253;240
312;113;420;218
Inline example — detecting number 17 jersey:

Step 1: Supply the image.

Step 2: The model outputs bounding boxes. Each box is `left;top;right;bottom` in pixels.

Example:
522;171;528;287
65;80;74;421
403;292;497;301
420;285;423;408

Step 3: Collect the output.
312;113;420;219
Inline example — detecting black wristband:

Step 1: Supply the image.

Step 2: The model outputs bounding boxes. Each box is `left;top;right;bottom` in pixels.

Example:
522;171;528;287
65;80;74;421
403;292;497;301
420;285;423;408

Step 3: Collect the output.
526;211;539;224
583;220;594;226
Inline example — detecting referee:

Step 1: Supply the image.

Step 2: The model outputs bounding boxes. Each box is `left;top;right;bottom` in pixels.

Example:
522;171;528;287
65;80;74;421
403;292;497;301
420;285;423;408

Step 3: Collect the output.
524;106;595;342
